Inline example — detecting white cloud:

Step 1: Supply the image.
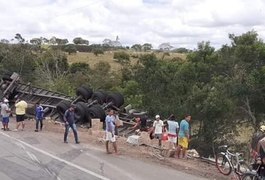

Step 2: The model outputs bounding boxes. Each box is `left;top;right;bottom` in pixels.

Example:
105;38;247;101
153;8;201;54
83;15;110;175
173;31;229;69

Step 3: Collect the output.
0;0;265;49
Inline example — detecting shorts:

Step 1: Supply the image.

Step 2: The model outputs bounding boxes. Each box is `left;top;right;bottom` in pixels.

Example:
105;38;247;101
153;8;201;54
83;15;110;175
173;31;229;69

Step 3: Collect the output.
16;114;25;122
2;117;9;124
178;137;188;149
168;136;177;143
105;131;116;142
154;134;162;140
168;134;177;143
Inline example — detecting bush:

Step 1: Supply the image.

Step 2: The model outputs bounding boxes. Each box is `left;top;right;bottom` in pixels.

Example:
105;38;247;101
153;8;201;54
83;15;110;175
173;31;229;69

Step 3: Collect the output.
63;44;77;54
93;49;104;56
113;51;130;64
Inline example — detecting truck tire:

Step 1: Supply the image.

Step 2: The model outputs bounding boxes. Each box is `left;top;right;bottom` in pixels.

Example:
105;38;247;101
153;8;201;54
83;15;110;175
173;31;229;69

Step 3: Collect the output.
56;100;71;118
77;102;91;124
106;93;124;107
2;72;13;81
81;86;93;98
9;87;19;100
76;86;92;100
74;102;87;123
91;91;107;105
87;104;106;122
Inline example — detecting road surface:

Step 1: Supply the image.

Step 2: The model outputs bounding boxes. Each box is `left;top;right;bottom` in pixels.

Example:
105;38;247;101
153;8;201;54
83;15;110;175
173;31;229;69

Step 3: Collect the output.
0;130;207;180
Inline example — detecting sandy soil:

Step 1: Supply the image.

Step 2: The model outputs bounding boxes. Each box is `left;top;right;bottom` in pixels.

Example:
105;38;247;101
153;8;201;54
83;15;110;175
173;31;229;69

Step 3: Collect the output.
5;117;232;180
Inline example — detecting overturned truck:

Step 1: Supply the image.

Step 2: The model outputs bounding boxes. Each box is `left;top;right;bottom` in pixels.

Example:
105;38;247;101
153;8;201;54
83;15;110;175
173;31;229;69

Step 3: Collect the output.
0;72;149;136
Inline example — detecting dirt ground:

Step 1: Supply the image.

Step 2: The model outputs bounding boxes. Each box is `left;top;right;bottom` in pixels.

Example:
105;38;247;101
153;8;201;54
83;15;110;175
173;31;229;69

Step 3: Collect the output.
6;117;232;180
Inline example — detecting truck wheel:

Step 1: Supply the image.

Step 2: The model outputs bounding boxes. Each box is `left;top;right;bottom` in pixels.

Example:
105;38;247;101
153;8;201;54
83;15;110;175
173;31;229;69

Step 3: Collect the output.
87;104;106;122
106;93;124;107
2;72;13;81
56;100;71;118
91;91;107;105
77;102;91;124
76;86;92;100
74;102;86;123
81;86;93;99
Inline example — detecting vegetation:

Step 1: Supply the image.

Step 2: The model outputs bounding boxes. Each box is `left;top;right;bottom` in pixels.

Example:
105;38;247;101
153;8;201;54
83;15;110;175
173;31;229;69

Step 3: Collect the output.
0;31;264;156
113;51;130;64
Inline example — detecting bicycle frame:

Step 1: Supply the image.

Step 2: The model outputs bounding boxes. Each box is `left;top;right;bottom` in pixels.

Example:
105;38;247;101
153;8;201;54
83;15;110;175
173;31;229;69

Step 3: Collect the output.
218;146;245;175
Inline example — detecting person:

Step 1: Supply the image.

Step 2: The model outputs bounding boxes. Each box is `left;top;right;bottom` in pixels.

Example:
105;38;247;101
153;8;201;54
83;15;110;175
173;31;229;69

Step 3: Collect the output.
1;99;11;131
166;114;179;150
140;115;148;131
153;115;164;147
176;114;192;159
14;98;28;131
105;109;118;154
251;125;265;163
35;102;44;132
63;105;80;144
128;116;141;131
113;111;121;136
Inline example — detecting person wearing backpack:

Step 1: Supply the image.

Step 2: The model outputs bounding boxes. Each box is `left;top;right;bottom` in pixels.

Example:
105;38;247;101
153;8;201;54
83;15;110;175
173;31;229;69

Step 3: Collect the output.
63;105;80;144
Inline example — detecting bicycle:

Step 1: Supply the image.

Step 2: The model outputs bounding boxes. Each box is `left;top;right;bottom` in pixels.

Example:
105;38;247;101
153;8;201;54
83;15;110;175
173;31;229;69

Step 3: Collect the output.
215;145;250;179
241;157;265;180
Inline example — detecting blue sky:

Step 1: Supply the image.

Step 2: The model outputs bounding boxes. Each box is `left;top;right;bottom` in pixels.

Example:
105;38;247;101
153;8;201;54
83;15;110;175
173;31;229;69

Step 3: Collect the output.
0;0;265;49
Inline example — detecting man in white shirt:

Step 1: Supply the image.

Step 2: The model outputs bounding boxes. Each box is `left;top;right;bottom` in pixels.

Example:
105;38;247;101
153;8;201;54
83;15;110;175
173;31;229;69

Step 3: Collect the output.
153;115;164;147
1;99;10;131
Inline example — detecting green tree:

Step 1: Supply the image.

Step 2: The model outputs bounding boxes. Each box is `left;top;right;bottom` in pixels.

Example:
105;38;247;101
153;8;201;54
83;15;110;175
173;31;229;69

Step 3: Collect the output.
73;37;89;45
69;62;90;74
64;44;77;54
30;38;42;46
131;44;142;52
142;43;152;51
15;33;25;44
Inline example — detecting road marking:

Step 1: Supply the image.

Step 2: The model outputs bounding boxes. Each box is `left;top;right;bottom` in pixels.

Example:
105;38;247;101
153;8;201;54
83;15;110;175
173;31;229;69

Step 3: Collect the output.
85;153;136;180
0;132;110;180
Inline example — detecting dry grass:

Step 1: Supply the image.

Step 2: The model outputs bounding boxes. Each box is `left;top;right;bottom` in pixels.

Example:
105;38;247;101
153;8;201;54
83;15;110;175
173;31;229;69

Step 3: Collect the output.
66;50;187;71
67;51;122;71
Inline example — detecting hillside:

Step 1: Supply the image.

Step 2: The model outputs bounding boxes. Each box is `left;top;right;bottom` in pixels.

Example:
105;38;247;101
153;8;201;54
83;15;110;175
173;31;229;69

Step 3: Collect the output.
66;50;187;71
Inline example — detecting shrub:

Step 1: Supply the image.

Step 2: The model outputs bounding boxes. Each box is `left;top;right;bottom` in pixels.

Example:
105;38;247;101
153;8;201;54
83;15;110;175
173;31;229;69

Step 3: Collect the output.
113;51;130;64
93;49;104;56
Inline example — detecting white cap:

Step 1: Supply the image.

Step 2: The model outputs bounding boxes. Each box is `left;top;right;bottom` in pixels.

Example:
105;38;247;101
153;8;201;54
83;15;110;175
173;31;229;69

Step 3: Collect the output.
3;99;9;103
260;125;265;132
155;115;160;119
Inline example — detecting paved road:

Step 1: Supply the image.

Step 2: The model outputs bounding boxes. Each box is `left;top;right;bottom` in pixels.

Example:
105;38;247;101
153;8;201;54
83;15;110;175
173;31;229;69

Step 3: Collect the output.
0;130;207;180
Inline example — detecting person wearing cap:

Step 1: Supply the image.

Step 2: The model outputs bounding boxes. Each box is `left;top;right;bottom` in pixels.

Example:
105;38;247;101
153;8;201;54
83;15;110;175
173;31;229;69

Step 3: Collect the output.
176;114;191;159
251;125;265;163
153;115;164;147
14;98;28;131
63;105;80;144
35;102;44;132
1;99;11;131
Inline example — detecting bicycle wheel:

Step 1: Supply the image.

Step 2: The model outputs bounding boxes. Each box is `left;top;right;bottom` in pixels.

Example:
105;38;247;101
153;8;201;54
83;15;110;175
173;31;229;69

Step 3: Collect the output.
216;153;232;175
241;172;259;180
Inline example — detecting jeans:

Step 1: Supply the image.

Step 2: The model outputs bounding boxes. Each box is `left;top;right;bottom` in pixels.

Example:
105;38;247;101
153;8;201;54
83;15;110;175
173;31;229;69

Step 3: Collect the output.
64;123;78;143
36;118;43;130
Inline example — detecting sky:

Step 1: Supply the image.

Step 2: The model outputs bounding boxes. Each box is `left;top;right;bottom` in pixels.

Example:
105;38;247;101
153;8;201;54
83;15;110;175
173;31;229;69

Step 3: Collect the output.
1;0;265;49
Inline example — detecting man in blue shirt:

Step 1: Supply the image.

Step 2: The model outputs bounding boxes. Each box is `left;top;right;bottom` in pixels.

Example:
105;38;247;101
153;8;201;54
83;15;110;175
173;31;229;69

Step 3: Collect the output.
176;114;191;159
105;109;117;154
35;102;44;132
63;105;80;144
